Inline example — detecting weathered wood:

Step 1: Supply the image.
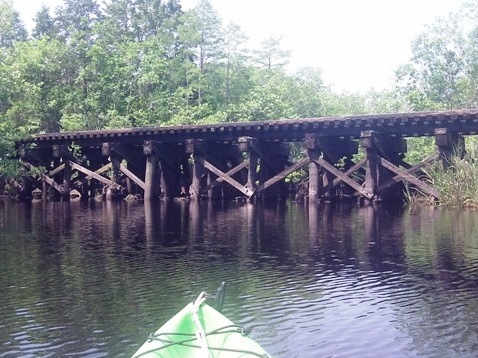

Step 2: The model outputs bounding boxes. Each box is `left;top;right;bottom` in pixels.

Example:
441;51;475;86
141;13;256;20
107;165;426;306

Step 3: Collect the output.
144;153;159;200
119;164;146;191
313;157;374;200
256;157;310;193
62;162;72;200
69;161;121;190
18;109;477;203
189;154;205;199
377;153;439;193
22;161;65;194
317;137;359;198
374;155;439;198
308;150;320;200
73;162;112;187
198;157;253;197
434;128;464;167
361;131;380;196
247;153;258;191
201;159;250;193
322;158;367;194
110;155;122;187
48;163;65;177
17;109;478;150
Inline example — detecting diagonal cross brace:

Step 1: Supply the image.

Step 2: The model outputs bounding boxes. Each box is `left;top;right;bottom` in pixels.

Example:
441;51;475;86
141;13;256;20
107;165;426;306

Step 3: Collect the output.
198;157;254;197
377;153;439;194
69;161;121;190
313;157;374;200
119;164;146;191
373;155;439;198
255;157;310;194
22;161;65;194
200;159;250;194
321;158;367;195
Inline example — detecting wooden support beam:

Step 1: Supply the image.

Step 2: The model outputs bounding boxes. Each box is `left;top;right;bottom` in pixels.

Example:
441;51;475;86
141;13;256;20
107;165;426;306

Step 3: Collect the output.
313;157;374;200
22;161;65;194
69;161;121;190
34;163;65;185
200;159;250;193
377;153;439;193
321;158;367;194
48;163;65;177
62;162;72;200
144;152;160;200
256;157;310;193
374;155;439;198
198;157;253;197
189;153;205;199
308;150;320;200
119;164;146;191
73;163;112;187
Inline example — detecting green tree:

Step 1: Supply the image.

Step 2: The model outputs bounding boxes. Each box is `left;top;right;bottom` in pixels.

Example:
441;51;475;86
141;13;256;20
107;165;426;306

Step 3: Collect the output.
0;0;27;48
289;67;325;117
253;35;291;69
180;0;223;105
395;4;478;110
1;38;67;133
32;5;57;39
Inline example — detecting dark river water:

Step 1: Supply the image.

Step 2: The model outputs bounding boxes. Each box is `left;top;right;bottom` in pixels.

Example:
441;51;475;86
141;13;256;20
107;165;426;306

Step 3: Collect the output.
1;199;478;357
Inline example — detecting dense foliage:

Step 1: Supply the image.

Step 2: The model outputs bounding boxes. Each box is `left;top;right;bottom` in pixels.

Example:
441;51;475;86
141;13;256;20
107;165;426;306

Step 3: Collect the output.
1;0;478;183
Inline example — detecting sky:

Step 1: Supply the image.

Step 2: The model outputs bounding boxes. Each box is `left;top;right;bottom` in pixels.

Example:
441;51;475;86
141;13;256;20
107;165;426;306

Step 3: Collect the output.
12;0;464;93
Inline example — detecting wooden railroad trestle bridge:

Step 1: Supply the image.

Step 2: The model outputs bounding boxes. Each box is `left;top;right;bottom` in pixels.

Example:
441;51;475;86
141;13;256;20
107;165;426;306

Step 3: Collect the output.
14;109;478;203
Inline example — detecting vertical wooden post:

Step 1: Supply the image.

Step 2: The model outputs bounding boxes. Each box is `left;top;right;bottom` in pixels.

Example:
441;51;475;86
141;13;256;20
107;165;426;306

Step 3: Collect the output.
51;145;62;201
144;141;160;201
248;152;258;192
377;136;407;201
316;137;340;200
434;128;464;168
155;143;186;199
110;153;123;199
42;180;48;200
361;131;379;200
189;154;204;199
239;137;258;195
305;134;320;202
308;151;320;201
360;131;408;201
186;139;205;200
62;162;71;201
87;147;105;198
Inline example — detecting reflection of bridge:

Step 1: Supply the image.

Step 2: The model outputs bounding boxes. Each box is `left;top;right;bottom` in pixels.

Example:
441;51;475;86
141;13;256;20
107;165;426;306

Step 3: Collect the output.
15;109;478;202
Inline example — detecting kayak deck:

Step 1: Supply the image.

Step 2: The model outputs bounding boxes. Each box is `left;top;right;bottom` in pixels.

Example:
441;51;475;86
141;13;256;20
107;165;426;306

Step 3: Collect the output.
131;291;270;358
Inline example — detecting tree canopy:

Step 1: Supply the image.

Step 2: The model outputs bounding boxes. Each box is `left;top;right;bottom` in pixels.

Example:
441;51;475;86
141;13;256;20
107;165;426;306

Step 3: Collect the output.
1;0;478;176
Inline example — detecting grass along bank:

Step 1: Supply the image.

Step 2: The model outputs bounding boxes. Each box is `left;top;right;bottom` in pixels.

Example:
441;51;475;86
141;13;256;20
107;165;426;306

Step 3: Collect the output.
406;148;478;208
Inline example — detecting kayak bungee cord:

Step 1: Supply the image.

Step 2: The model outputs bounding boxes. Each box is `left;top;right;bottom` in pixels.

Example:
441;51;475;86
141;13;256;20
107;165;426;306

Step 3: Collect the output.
191;291;210;358
135;323;269;357
131;282;271;358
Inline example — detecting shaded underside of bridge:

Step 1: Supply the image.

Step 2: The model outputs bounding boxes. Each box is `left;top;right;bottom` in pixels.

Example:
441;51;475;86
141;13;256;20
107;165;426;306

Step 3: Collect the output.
14;109;478;203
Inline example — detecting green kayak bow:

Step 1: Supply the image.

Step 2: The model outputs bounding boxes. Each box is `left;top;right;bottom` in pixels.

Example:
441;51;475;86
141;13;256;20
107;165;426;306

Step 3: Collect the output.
131;282;271;358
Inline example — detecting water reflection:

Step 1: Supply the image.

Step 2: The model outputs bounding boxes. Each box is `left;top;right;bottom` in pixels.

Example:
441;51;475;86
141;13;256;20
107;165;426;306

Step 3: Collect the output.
1;200;478;357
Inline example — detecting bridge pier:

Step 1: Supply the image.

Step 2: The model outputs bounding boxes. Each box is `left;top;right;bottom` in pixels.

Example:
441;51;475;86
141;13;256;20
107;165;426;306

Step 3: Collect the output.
305;134;359;202
434;128;465;167
360;131;408;201
143;141;160;200
154;143;187;200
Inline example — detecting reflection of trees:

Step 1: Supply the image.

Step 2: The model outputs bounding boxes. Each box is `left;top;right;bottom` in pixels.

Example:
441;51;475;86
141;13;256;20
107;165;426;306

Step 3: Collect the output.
305;203;407;273
389;206;478;357
3;200;478;356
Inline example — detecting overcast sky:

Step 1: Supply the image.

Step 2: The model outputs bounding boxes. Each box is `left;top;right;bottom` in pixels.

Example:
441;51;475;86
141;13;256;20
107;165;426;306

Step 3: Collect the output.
13;0;464;93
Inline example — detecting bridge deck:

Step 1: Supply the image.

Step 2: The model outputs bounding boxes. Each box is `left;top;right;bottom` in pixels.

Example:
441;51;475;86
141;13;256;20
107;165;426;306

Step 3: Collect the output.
18;109;478;147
